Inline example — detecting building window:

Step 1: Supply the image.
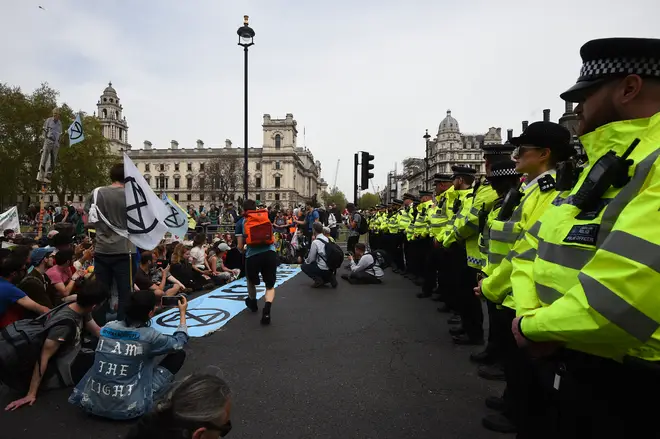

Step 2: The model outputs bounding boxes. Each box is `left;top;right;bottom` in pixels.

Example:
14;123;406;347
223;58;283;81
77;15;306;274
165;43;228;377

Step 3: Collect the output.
174;177;180;189
255;194;261;201
275;161;281;170
275;134;281;149
187;194;192;201
187;163;192;172
49;195;53;202
275;176;280;188
199;178;205;189
255;177;261;188
275;193;280;201
175;163;179;172
78;195;83;202
67;194;73;202
145;176;151;187
200;194;205;201
160;164;165;172
256;162;261;171
200;163;205;172
187;178;192;189
211;194;216;202
145;163;150;172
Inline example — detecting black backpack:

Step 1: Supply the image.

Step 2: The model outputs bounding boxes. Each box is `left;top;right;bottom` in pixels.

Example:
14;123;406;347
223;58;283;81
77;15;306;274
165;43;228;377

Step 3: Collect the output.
0;304;77;391
316;238;344;270
367;249;390;270
357;213;369;235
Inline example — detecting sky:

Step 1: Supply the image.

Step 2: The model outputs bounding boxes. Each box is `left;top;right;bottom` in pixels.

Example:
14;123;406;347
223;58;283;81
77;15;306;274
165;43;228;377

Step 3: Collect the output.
1;0;657;197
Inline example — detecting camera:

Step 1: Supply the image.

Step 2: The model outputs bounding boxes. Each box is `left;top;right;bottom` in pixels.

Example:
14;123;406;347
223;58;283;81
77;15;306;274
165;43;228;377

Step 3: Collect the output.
161;295;184;308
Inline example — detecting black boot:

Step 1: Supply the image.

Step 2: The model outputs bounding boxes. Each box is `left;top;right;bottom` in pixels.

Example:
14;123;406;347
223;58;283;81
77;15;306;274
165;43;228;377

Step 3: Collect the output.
481;413;516;433
261;302;272;325
470;349;498;365
452;334;484;346
484;396;505;411
244;297;258;312
478;364;505;381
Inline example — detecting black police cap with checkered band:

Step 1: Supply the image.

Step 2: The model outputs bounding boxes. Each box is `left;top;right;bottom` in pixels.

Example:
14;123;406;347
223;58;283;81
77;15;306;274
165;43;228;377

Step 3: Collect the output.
561;37;660;103
486;160;520;179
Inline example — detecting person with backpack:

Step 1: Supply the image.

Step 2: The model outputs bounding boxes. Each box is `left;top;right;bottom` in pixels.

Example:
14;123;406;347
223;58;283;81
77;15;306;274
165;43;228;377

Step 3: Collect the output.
0;252;50;328
3;278;108;411
236;199;277;325
301;223;339;288
341;243;384;284
346;203;367;254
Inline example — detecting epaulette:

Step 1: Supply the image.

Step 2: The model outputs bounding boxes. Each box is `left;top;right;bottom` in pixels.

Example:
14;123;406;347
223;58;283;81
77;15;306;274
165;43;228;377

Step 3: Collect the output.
538;174;556;192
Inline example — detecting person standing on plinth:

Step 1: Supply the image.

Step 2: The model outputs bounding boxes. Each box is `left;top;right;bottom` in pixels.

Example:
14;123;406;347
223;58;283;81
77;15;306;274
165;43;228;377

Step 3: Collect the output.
37;107;63;183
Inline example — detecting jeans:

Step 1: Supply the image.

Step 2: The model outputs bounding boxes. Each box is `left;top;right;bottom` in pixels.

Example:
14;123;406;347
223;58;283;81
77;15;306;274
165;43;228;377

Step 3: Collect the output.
347;235;359;254
348;270;381;284
301;262;333;283
94;253;134;321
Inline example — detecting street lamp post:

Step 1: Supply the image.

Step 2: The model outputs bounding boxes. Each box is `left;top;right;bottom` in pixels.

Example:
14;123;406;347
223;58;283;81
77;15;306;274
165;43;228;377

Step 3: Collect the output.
238;15;255;201
423;129;431;191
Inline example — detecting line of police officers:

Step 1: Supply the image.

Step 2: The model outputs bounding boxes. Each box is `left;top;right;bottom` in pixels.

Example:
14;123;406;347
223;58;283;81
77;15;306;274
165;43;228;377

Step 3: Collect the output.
368;37;660;438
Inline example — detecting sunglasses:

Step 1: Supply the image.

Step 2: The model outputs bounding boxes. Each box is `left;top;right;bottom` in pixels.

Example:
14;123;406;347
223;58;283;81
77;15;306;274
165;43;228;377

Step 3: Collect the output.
512;145;544;158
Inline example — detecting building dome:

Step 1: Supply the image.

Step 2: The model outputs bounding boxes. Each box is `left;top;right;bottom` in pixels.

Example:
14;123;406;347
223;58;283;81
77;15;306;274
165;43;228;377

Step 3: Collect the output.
438;110;460;134
103;81;117;95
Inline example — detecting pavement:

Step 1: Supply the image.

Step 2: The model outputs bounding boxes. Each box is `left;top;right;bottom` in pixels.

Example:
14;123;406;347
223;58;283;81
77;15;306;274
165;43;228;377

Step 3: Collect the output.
0;267;506;439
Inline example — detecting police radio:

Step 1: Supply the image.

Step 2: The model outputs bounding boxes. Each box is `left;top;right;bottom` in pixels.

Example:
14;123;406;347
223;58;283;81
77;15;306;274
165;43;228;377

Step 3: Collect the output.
452;198;461;214
497;181;524;221
572;138;639;212
471;177;482;198
477;203;488;234
555;159;582;191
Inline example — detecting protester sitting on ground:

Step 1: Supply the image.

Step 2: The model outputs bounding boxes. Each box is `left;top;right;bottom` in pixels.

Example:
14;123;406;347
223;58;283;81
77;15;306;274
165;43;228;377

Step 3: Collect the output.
125;373;232;439
0;252;50;328
135;251;183;298
46;248;86;302
189;233;224;285
151;243;189;293
4;279;107;410
341;243;384;284
68;290;189;420
2;229;16;243
301;222;338;288
170;244;211;291
209;242;240;282
73;241;94;272
17;246;58;309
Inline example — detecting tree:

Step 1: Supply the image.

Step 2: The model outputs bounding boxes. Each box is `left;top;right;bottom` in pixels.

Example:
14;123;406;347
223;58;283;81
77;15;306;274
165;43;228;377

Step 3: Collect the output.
0;82;113;209
321;188;347;212
195;155;243;202
358;192;380;210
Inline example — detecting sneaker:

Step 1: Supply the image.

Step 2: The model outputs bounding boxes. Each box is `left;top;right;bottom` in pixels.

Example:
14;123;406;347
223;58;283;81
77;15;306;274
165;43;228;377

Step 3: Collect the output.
311;278;324;288
340;274;349;280
244;297;258;312
261;312;271;325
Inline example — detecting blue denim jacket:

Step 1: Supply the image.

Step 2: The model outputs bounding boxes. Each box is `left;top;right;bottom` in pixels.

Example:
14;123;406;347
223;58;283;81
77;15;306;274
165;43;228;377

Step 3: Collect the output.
68;320;189;420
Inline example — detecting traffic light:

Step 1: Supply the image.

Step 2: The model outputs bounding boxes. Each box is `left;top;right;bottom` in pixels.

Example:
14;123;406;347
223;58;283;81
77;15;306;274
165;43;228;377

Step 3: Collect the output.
360;151;374;189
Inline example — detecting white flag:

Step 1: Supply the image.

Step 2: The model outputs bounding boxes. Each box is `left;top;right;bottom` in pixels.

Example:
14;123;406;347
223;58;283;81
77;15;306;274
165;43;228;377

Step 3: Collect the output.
0;206;20;234
161;193;189;240
68;113;85;146
123;153;169;250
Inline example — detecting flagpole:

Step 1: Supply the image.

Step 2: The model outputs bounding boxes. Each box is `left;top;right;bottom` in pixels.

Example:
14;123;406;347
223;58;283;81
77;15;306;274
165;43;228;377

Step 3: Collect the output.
36;183;46;239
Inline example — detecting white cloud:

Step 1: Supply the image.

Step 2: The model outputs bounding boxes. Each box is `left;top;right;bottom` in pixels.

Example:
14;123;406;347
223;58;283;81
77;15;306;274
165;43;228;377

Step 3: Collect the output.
1;0;658;197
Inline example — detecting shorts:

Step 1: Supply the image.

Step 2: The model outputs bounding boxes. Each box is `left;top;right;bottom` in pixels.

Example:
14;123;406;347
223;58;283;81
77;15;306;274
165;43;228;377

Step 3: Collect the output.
245;250;278;289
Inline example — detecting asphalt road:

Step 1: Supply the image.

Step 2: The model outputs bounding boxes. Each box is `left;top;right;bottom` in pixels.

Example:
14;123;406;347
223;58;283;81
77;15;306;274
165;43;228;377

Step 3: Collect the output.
0;268;506;439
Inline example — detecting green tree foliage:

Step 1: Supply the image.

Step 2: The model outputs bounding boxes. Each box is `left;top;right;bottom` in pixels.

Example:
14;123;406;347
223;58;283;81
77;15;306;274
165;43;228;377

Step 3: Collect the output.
321;188;347;212
358;192;380;210
0;83;114;208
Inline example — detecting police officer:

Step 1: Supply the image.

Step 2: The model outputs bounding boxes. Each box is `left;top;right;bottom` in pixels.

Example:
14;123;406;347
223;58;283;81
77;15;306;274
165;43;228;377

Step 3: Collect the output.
387;199;405;271
398;194;416;277
512;37;660;438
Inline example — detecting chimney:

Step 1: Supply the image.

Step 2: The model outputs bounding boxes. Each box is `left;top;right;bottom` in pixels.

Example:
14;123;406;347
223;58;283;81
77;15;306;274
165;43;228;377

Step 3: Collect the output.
170;140;179;149
522;120;529;132
143;140;152;150
496;127;502;138
564;101;574;115
225;139;232;148
263;114;271;123
507;129;513;141
543;109;551;122
196;139;204;149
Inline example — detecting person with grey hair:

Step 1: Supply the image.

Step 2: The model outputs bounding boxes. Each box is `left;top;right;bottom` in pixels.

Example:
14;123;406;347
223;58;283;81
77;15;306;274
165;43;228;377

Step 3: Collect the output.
125;373;233;439
37;107;63;183
301;222;337;288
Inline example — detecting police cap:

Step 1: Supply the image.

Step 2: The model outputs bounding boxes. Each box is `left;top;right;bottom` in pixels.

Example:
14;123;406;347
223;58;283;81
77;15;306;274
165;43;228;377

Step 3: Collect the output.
392;199;403;206
418;190;433;197
486;160;521;179
402;193;415;201
510;121;571;152
481;143;515;156
561;37;660;103
451;165;477;179
434;173;453;184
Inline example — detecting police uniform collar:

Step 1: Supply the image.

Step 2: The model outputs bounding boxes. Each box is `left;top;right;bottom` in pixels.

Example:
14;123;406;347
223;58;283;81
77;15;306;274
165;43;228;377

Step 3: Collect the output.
561;37;660;102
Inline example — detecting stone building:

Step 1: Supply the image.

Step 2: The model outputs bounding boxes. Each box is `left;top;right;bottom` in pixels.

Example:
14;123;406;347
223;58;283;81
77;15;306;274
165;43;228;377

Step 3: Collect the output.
39;83;327;208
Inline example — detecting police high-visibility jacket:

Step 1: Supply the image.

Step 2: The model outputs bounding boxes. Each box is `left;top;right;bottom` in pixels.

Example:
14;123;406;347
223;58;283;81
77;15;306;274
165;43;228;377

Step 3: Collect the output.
444;182;498;268
481;203;517;310
482;171;560;308
370;213;381;232
387;212;399;234
380;212;389;232
429;190;451;241
441;189;472;246
397;205;414;234
519;112;660;362
413;200;433;238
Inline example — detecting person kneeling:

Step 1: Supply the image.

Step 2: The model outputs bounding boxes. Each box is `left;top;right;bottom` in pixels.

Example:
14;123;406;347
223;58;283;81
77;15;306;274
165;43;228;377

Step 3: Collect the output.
301;222;337;288
341;243;384;284
68;290;190;420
